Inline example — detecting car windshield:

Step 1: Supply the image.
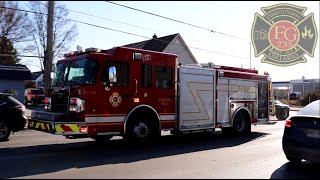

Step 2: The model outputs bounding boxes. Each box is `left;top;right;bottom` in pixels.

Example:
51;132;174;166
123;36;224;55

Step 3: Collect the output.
52;58;98;86
31;90;44;95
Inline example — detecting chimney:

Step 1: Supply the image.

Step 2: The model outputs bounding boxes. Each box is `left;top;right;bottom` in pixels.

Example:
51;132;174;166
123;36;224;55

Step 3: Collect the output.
152;33;157;39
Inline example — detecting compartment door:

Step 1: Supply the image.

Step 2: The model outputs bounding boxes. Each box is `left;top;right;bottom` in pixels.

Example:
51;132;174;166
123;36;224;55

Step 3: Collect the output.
178;66;215;131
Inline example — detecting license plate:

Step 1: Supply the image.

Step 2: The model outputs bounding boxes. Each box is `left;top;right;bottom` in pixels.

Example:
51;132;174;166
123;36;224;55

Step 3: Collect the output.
307;129;320;138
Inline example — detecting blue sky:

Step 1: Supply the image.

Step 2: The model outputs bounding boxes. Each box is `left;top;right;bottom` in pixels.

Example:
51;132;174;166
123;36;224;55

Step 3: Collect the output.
19;1;319;82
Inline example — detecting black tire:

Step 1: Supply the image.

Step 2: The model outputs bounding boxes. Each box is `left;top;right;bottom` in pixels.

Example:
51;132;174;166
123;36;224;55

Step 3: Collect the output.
286;155;301;164
91;135;113;142
0;121;11;142
31;99;35;106
276;108;289;120
125;117;158;144
24;97;28;105
232;111;251;136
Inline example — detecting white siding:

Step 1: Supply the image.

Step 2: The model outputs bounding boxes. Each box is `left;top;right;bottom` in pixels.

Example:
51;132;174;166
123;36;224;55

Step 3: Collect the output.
163;36;197;65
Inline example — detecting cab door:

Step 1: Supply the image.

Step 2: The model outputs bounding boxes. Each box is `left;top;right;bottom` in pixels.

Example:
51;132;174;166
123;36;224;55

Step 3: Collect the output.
139;64;176;130
96;61;133;134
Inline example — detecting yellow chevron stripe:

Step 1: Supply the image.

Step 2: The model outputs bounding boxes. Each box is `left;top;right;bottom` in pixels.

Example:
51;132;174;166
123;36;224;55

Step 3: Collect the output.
55;125;64;133
69;125;80;132
40;123;45;130
35;122;40;128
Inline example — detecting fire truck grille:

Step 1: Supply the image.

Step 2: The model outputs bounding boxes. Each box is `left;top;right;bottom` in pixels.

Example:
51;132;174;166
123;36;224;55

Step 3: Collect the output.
51;92;69;113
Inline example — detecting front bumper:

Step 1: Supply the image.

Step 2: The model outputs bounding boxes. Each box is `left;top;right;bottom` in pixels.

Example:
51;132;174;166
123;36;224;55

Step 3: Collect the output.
28;110;88;135
11;115;28;132
283;136;320;163
28;119;88;135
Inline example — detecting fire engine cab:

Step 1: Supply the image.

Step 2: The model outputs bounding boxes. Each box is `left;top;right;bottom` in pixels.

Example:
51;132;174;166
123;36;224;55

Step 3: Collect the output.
28;46;273;143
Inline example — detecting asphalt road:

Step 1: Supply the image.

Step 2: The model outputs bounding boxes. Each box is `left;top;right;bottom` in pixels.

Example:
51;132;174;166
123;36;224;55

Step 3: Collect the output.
1;110;319;179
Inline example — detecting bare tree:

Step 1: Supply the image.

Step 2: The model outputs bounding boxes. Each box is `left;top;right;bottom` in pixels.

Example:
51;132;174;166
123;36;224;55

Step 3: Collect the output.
27;1;78;71
0;1;34;63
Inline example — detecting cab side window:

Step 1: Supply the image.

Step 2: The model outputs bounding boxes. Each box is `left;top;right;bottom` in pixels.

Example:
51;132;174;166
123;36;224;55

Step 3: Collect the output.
156;66;173;89
141;64;152;88
102;61;129;86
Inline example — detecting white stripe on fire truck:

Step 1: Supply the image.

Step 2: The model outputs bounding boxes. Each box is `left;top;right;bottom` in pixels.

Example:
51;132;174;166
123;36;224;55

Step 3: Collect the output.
85;117;98;123
98;116;125;123
160;115;175;121
85;115;175;123
85;116;126;123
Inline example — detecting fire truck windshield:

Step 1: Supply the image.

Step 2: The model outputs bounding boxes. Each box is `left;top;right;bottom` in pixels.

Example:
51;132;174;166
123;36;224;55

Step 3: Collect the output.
52;58;98;86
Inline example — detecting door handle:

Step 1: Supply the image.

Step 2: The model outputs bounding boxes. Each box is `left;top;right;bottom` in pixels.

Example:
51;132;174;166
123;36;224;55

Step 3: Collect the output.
133;78;138;96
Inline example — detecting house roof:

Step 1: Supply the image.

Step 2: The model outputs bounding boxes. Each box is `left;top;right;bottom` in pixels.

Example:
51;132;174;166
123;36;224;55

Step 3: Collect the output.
123;33;198;64
123;33;178;52
31;71;43;80
0;64;31;80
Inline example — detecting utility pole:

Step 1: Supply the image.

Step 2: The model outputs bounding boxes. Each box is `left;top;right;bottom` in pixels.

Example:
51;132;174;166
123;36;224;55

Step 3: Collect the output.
45;1;54;91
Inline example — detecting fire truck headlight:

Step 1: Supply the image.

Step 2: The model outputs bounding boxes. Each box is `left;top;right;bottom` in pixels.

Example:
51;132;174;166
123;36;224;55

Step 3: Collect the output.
69;98;85;113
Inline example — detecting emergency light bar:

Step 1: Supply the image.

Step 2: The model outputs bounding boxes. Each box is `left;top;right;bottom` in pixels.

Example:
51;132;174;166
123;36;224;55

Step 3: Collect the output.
64;51;82;58
64;47;101;58
133;53;142;60
85;47;101;53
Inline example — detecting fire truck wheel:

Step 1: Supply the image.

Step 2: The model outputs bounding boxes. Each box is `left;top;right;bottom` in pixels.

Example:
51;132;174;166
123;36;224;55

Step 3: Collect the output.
232;111;251;136
126;118;156;144
276;109;289;120
91;135;113;142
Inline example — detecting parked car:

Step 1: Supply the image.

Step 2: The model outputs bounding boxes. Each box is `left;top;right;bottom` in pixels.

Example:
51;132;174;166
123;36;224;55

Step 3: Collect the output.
282;100;320;164
0;92;28;141
270;100;290;120
24;88;45;106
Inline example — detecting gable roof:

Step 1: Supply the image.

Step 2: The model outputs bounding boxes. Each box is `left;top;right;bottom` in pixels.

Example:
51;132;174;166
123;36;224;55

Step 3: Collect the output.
0;64;31;80
123;33;178;52
168;33;198;64
31;71;43;80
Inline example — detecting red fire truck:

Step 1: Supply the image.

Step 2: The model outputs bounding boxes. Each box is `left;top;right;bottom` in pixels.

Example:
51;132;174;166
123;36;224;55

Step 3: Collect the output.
28;46;274;143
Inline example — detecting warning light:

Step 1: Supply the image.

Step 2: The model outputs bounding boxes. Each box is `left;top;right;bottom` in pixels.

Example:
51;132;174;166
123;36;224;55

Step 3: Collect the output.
133;98;140;103
80;126;88;133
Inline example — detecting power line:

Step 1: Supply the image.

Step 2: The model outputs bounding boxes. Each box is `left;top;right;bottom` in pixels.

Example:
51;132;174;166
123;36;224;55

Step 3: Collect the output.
29;1;170;36
105;1;250;42
0;54;44;58
29;1;204;44
26;2;251;52
0;6;256;62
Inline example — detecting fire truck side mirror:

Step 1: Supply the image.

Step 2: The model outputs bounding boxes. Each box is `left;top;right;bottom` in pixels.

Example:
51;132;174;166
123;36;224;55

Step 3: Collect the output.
109;66;117;83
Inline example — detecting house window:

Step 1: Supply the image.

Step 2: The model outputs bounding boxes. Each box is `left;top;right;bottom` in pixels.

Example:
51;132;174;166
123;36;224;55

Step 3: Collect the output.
156;66;173;89
141;64;152;88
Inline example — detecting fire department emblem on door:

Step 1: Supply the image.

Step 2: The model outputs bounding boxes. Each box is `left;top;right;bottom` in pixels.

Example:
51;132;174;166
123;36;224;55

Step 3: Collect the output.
109;92;122;107
251;3;318;66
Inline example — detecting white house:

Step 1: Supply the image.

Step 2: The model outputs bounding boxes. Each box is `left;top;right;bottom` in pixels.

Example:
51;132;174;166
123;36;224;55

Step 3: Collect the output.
31;71;44;88
123;33;198;65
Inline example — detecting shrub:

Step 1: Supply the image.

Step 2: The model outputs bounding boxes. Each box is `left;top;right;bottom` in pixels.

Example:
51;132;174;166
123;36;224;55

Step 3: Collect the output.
301;91;320;106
